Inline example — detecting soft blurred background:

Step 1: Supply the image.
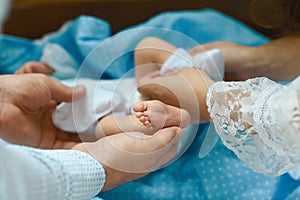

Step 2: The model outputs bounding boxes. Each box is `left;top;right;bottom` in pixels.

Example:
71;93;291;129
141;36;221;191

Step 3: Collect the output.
3;0;285;39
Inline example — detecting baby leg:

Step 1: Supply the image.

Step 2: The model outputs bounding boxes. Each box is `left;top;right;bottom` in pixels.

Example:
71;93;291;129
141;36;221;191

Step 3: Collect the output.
135;37;178;81
133;100;191;129
95;100;191;139
136;68;214;123
95;114;156;139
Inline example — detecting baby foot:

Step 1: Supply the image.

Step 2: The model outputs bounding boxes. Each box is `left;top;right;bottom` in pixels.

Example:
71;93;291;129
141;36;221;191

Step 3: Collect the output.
133;100;191;130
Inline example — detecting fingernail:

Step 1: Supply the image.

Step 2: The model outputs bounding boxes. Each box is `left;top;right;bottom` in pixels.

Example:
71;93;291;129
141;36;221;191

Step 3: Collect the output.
72;85;86;100
74;85;86;93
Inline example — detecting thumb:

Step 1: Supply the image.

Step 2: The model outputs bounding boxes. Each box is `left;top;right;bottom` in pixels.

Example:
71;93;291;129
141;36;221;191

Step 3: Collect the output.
46;78;86;103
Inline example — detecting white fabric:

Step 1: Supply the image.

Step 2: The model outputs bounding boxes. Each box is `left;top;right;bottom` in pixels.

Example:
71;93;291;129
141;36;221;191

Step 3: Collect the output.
53;78;130;133
41;43;141;134
289;165;300;180
160;48;224;81
41;44;78;79
207;75;300;176
160;48;194;75
193;49;224;81
0;143;105;200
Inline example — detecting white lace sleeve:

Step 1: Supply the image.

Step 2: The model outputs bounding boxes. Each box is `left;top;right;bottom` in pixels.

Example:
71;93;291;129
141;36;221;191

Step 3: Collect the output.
206;76;300;176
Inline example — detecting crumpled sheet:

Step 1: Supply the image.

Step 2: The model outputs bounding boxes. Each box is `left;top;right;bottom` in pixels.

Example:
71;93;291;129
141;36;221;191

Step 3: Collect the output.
1;8;300;200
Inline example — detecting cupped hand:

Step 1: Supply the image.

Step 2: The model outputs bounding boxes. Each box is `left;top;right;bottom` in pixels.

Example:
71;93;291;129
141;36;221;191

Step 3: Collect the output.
72;126;184;191
0;74;86;149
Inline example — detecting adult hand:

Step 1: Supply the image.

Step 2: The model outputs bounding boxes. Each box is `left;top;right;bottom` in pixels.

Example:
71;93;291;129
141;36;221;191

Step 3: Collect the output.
0;74;86;149
72;126;183;191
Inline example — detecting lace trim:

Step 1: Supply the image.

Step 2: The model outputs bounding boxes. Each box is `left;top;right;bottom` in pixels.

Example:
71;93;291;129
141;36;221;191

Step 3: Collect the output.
207;77;300;176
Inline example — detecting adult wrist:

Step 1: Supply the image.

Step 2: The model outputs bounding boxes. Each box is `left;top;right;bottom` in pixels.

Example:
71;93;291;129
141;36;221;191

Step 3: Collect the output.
233;45;270;80
242;46;271;79
247;35;300;81
72;143;146;192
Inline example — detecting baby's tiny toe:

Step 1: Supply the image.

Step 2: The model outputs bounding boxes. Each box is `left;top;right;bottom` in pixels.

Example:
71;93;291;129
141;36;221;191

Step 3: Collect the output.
139;116;147;123
133;102;146;112
144;120;151;126
136;112;143;118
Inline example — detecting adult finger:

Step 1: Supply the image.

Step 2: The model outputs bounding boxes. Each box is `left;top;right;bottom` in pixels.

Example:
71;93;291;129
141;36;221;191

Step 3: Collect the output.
31;62;55;74
15;68;25;74
83;127;184;173
45;76;86;103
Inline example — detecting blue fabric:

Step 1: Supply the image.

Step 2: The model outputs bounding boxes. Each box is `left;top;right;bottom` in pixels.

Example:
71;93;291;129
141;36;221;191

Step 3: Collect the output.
0;15;111;74
1;8;299;199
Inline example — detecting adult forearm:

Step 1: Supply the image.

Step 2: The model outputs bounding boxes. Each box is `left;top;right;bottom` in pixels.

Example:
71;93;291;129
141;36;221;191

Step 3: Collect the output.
198;34;300;82
247;33;300;81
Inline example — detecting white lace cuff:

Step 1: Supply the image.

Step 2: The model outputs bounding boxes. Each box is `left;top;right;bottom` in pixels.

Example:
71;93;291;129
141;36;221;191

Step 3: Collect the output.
207;76;300;176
